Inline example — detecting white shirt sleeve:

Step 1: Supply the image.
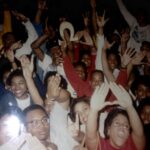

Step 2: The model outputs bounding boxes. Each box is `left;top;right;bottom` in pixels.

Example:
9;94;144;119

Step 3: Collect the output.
95;34;104;70
15;20;38;59
38;53;52;71
57;65;77;98
116;0;137;28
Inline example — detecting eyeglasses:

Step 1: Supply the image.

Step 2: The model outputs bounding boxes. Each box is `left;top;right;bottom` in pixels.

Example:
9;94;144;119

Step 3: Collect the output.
112;121;130;130
26;117;49;128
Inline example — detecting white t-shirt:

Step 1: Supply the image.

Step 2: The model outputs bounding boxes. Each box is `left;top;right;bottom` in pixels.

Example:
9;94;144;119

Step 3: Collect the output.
16;95;31;110
50;102;78;150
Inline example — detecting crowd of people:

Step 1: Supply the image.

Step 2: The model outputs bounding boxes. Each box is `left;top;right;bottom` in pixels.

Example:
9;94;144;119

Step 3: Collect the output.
0;0;150;149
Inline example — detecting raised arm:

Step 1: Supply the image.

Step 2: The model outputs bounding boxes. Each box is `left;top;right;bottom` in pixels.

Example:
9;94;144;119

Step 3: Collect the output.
31;32;49;61
116;0;137;28
102;39;116;82
95;11;109;70
109;82;145;150
86;83;115;150
90;0;97;35
34;0;47;25
20;55;43;106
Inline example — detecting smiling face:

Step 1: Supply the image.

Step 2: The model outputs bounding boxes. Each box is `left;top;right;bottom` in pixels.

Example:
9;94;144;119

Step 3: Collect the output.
74;65;86;80
74;101;90;124
25;109;50;141
107;114;130;149
140;105;150;124
10;76;28;99
136;84;149;100
81;54;91;67
90;72;104;89
107;54;118;71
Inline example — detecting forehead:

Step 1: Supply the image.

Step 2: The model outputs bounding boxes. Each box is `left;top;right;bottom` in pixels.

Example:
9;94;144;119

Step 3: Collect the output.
108;53;117;59
75;65;84;70
74;101;89;111
26;109;46;120
112;114;129;123
92;72;103;78
50;46;60;53
11;76;25;82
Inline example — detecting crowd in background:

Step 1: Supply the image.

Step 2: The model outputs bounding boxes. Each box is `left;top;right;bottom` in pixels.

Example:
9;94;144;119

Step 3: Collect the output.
0;0;150;149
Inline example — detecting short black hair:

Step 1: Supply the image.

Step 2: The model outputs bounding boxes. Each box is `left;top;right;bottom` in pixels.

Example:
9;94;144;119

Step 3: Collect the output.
138;98;150;114
69;96;90;122
23;104;49;125
130;75;150;95
91;70;104;81
6;69;24;86
2;32;15;44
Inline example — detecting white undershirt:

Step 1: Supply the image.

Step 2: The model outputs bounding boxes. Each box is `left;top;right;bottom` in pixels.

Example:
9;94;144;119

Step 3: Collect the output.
16;95;31;110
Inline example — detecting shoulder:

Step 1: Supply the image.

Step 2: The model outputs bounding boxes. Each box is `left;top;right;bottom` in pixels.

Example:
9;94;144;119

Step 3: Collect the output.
0;90;17;112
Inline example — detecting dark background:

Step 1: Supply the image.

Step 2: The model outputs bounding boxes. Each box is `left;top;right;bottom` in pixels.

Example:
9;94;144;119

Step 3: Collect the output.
0;0;150;34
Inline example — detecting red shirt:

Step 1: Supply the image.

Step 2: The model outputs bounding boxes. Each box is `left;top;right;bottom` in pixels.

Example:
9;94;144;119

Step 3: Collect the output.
98;136;137;150
107;69;128;102
63;55;93;97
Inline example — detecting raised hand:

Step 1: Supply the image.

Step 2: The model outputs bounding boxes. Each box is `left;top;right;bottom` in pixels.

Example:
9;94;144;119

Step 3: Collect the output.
109;82;132;109
46;74;61;100
90;0;96;9
131;51;145;65
90;83;116;111
12;10;28;23
37;0;48;11
96;11;109;28
103;38;115;50
120;48;136;68
82;12;90;27
19;55;34;78
67;113;80;138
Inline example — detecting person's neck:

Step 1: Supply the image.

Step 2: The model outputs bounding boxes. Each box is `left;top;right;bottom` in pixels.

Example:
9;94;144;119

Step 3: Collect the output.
59;100;70;110
17;93;29;100
40;139;48;147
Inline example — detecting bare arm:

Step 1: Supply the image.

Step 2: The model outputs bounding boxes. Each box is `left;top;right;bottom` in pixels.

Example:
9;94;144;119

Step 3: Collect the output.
20;55;44;106
34;0;47;25
102;40;116;82
86;83;116;150
116;0;137;27
90;0;97;35
109;82;145;150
